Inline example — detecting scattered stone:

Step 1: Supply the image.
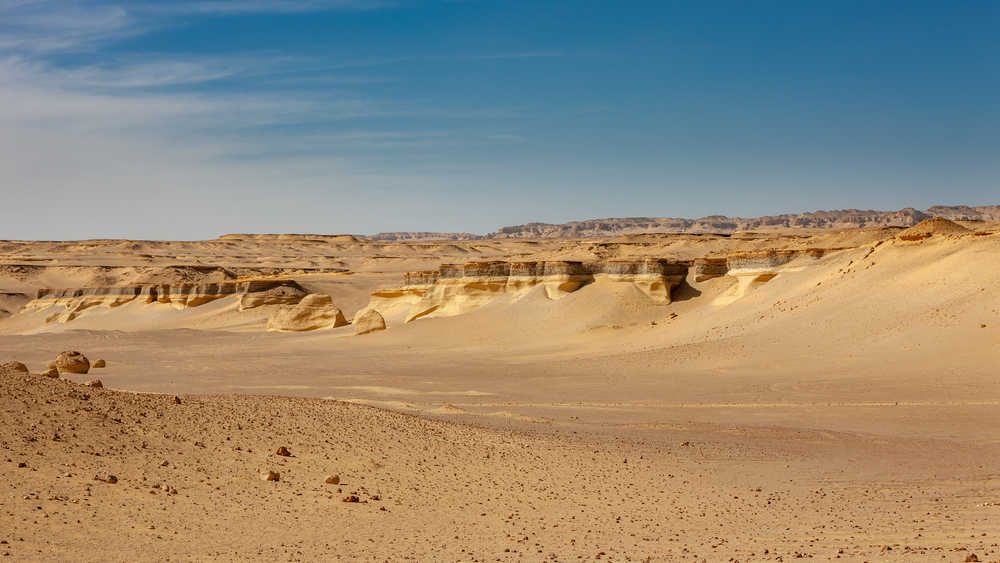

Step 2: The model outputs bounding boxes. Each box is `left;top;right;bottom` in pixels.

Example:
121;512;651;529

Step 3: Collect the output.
172;396;182;405
680;441;692;447
275;446;291;457
260;471;280;482
41;367;59;378
0;361;28;376
325;475;340;485
965;555;980;562
93;473;118;484
92;359;106;368
17;462;26;468
84;379;103;388
342;495;360;503
55;351;90;374
160;460;169;467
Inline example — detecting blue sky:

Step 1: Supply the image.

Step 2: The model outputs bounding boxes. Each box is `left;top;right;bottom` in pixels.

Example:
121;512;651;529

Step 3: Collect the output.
1;0;997;238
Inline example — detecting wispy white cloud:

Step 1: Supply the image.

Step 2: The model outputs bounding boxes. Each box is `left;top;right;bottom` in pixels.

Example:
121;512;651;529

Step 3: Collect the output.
139;0;394;15
0;0;393;53
0;0;544;238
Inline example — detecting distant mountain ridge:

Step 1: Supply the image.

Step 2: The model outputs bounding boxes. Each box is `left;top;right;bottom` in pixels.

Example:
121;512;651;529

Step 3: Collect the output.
367;205;1000;240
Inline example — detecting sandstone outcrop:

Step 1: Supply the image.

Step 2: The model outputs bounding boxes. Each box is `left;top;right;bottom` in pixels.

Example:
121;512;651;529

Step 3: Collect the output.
487;205;1000;238
363;258;691;323
693;258;728;282
267;294;348;332
24;279;310;324
713;248;842;306
238;283;308;310
93;359;106;368
354;310;386;335
55;351;90;374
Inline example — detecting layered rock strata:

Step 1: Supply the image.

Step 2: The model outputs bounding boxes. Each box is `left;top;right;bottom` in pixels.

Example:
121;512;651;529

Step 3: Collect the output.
24;279;308;323
354;309;386;335
712;248;841;306
693;258;728;282
267;294;348;332
363;259;690;323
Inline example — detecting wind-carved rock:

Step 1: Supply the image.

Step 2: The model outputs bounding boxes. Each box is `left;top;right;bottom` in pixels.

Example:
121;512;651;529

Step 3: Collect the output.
267;294;348;332
362;258;690;323
25;279;309;324
354;309;386;335
713;248;841;305
693;258;729;282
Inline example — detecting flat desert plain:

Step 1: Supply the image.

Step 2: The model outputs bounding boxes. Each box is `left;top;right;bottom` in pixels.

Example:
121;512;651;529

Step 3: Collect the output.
1;218;999;561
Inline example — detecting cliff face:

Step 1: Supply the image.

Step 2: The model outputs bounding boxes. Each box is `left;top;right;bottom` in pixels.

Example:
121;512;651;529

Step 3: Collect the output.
360;248;853;325
361;258;692;324
486;205;1000;239
24;279;308;324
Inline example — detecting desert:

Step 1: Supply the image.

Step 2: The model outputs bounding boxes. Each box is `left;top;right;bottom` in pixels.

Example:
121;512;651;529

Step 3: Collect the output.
3;1;999;560
1;211;999;561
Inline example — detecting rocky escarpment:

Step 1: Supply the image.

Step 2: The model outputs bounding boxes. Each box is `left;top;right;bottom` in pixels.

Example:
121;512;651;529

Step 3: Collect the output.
693;258;729;282
487;206;1000;238
368;232;482;241
24;279;309;324
712;248;846;305
361;259;691;325
218;234;362;243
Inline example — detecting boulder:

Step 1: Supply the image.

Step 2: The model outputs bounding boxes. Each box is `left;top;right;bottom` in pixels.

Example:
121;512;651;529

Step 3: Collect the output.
92;359;106;368
0;361;29;376
325;475;340;485
354;309;386;336
267;294;348;332
55;351;90;374
41;367;59;378
260;471;280;482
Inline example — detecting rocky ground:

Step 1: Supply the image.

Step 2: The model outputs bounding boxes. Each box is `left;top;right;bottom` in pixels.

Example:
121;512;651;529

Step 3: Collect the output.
2;371;999;561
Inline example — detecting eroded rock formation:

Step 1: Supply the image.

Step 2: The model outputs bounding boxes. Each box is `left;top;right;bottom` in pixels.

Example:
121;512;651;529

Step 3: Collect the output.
362;258;691;323
713;248;843;305
354;309;386;335
267;294;348;332
24;279;309;324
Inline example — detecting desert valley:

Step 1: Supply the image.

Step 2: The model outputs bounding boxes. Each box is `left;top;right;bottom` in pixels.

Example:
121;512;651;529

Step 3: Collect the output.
0;206;998;561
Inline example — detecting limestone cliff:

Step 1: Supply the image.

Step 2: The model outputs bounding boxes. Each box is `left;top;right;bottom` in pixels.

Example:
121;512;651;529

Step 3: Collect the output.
487;206;1000;239
361;258;691;323
24;279;309;324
